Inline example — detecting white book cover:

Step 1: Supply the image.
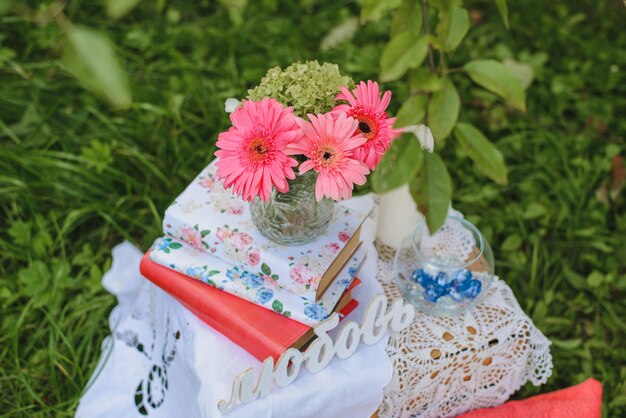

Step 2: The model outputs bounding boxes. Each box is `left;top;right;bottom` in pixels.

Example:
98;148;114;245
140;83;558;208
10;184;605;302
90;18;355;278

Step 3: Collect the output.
149;236;366;326
162;159;372;301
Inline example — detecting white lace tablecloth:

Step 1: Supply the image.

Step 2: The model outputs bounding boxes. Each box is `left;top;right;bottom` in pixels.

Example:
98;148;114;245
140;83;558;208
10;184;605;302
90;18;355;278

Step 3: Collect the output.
375;240;553;418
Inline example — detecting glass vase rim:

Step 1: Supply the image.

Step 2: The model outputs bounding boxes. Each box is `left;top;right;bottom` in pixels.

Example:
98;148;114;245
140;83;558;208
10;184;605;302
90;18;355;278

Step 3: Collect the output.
411;215;485;270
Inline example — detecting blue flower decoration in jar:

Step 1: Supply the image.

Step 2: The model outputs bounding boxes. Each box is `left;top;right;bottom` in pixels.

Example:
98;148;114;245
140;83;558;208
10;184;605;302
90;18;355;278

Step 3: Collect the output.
411;268;482;303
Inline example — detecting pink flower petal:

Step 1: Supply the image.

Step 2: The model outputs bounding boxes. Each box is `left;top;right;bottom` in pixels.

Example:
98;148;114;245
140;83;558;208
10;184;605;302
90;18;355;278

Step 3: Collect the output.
215;98;302;201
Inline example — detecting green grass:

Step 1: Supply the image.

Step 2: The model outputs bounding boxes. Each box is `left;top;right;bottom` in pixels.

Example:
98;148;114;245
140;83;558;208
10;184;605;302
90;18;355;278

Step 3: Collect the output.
1;0;625;416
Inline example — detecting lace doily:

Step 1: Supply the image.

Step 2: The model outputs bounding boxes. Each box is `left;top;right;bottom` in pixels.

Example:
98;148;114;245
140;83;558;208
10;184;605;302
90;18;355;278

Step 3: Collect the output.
375;241;553;418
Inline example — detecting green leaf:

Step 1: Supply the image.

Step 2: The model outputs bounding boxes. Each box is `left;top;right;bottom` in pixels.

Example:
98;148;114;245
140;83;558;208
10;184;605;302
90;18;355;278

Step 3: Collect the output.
464;59;526;111
80;139;114;173
436;6;469;51
361;0;402;23
587;271;605;288
8;220;32;246
454;123;508;185
427;78;460;141
428;0;461;11
51;260;72;289
169;242;183;249
494;0;509;28
106;0;141;19
563;265;587;290
574;227;597;237
320;17;358;52
390;0;422;37
371;134;424;194
218;0;249;26
410;153;452;232
552;338;582;350
503;58;534;89
590;240;612;253
72;244;94;266
18;261;51;306
522;202;547;219
409;69;444;93
261;262;271;276
62;26;132;108
394;95;428;127
200;230;210;238
207;270;220;276
0;0;13;15
380;34;429;82
532;300;548;322
272;299;283;313
501;234;522;251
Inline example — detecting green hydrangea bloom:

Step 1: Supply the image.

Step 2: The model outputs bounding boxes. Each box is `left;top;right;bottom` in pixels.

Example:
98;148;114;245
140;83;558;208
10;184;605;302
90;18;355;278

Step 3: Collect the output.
247;61;354;117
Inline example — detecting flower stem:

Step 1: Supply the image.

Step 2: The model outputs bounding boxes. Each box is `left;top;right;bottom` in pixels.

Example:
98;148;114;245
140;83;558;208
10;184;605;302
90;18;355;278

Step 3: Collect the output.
421;0;436;72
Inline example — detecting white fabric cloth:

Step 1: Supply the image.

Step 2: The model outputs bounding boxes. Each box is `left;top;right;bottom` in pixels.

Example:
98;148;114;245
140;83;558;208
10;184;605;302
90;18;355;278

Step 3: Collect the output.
76;198;393;418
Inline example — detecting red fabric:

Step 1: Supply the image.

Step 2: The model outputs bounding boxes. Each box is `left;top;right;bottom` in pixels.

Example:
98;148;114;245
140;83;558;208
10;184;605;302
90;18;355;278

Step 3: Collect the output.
458;378;602;418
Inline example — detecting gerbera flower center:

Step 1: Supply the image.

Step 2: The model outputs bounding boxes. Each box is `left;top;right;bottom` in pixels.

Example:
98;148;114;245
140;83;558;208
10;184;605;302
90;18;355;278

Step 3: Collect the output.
245;135;273;164
356;115;378;142
315;145;340;169
246;136;273;164
347;106;379;142
253;142;268;154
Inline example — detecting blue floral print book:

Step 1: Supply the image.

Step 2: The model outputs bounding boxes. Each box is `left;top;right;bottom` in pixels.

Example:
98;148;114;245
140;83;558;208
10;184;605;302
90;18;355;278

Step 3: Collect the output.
162;159;372;301
149;236;367;326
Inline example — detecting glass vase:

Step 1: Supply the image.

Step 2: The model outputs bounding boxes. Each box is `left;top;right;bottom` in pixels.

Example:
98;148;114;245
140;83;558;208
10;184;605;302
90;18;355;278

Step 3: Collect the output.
250;171;334;246
393;215;495;316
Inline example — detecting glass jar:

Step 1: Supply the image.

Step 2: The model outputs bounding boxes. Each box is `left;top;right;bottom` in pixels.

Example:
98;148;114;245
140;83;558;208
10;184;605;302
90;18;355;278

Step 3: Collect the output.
394;215;494;316
250;171;334;246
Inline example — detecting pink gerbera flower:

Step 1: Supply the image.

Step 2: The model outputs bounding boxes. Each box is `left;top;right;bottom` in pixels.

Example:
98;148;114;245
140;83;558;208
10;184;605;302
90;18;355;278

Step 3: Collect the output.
290;113;370;201
215;98;303;202
332;80;402;169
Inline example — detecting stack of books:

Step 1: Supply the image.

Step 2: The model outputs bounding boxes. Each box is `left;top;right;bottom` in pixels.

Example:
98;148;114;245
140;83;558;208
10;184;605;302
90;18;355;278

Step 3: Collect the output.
139;160;370;361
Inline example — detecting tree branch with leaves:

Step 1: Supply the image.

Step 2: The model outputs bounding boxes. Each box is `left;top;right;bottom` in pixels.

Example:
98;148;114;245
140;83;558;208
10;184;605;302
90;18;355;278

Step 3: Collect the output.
363;0;526;232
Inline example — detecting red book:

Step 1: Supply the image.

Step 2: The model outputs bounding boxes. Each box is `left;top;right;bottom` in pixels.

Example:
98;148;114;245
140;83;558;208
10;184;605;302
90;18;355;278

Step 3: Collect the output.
139;254;359;361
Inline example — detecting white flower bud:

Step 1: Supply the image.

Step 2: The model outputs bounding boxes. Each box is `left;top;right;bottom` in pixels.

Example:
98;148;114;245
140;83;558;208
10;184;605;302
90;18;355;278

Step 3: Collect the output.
224;98;241;113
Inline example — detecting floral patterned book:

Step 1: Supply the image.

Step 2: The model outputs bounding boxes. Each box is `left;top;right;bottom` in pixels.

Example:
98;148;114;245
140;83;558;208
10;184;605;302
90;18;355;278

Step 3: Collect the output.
163;159;372;301
149;236;366;326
